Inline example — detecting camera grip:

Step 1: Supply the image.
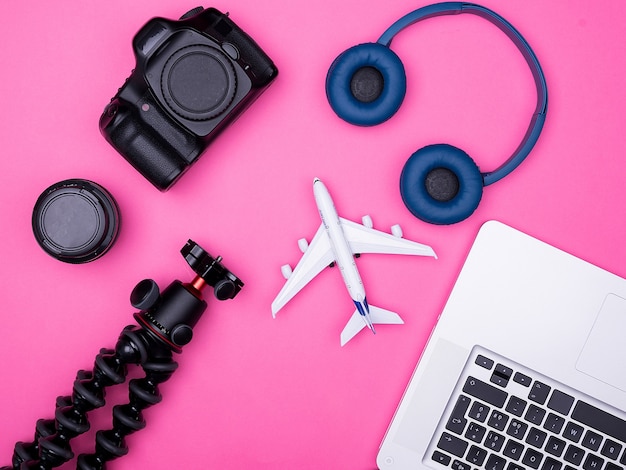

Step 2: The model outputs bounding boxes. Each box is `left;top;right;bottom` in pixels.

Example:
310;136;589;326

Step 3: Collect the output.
100;97;201;191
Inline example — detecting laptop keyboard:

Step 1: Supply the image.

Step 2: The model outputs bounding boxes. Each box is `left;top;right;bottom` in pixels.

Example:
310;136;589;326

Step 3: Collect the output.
427;347;626;470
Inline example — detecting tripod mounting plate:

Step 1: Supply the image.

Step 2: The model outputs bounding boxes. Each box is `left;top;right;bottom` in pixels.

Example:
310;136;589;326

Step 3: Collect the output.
181;240;244;300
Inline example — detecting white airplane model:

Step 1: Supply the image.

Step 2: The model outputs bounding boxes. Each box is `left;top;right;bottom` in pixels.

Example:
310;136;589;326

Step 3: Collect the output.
271;178;437;346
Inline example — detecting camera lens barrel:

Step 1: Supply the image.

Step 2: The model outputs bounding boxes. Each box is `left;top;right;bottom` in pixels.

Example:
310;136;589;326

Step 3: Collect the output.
32;179;120;263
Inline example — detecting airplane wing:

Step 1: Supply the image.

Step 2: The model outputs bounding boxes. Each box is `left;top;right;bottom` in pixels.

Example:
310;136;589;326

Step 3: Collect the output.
271;223;336;316
340;217;437;258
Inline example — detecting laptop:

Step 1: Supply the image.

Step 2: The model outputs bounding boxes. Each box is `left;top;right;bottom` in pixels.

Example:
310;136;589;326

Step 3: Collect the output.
377;220;626;470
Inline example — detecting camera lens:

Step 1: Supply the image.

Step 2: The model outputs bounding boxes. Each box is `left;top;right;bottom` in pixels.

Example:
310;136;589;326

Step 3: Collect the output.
32;179;120;263
161;44;237;121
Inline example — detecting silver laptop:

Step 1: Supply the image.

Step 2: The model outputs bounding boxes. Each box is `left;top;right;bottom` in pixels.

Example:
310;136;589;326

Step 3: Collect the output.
377;220;626;470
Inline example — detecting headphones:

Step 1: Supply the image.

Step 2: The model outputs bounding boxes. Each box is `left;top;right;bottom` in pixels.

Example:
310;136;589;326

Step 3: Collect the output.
326;2;548;225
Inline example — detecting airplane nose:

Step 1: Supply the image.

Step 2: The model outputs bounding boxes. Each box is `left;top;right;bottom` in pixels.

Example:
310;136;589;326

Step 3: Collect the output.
313;177;321;184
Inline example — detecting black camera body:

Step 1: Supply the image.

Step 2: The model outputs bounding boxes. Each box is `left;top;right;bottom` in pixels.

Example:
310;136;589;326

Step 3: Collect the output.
99;7;278;191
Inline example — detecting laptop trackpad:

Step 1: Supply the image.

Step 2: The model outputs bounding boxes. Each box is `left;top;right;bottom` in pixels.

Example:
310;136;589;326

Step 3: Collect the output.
577;294;626;391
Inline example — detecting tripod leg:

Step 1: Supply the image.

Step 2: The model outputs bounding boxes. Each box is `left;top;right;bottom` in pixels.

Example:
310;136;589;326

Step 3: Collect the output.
77;348;178;470
2;344;135;470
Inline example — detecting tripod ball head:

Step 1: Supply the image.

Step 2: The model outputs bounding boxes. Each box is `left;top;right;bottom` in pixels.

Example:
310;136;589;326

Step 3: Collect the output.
132;240;244;352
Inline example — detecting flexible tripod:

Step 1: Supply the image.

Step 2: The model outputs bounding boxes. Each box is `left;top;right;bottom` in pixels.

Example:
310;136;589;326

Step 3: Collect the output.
2;240;243;470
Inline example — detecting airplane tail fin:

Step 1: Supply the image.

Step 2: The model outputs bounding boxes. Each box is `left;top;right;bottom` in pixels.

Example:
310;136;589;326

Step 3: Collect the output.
340;306;404;346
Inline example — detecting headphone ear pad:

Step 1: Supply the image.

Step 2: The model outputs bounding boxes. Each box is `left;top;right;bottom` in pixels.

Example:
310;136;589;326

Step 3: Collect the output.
326;42;406;126
400;144;484;225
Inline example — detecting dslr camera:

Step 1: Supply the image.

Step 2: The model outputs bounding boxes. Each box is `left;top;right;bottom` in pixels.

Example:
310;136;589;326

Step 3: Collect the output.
99;7;278;191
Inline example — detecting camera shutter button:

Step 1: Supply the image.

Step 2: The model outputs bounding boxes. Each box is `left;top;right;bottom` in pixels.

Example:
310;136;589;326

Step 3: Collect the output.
221;43;239;61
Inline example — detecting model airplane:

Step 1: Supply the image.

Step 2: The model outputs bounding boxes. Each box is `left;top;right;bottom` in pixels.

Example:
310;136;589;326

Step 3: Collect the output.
271;178;437;345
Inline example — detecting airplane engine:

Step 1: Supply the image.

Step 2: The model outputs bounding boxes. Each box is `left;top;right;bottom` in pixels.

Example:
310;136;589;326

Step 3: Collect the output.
391;224;403;238
298;238;309;253
362;215;373;228
281;264;293;279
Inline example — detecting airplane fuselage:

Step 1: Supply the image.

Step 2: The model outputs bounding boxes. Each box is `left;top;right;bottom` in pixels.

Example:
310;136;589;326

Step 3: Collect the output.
313;179;371;319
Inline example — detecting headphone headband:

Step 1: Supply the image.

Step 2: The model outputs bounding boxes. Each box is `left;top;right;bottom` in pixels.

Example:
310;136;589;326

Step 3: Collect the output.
377;2;548;185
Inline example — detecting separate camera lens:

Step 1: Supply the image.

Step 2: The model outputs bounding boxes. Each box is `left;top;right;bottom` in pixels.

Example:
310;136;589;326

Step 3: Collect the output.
161;45;237;121
32;179;120;263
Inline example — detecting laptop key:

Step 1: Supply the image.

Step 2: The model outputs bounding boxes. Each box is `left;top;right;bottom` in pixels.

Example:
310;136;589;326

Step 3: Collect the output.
546;436;566;457
491;364;514;387
463;377;508;408
547;390;575;416
507;418;529;440
465;422;486;443
508;463;526;470
544;413;565;434
564;444;585;466
485;430;505;452
526;427;548;448
469;402;490;423
514;372;532;387
529;381;551;405
526;404;547;425
601;439;622;460
563;422;584;443
466;445;488;466
504;439;525;461
433;450;452;466
452;459;471;470
506;396;528;417
522;448;544;469
476;355;495;370
486;453;507;470
541;456;562;470
489;410;510;431
447;395;471;434
581;430;603;452
582;453;604;470
438;432;469;458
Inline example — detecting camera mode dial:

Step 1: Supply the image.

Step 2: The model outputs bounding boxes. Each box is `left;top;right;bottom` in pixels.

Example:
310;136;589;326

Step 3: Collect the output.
180;7;204;20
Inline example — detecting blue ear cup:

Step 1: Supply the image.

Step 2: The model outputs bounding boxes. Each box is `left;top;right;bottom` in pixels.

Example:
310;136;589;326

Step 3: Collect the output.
325;42;406;126
400;144;484;225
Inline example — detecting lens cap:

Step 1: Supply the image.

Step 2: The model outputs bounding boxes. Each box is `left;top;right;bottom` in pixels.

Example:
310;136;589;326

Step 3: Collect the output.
161;44;237;121
32;179;120;263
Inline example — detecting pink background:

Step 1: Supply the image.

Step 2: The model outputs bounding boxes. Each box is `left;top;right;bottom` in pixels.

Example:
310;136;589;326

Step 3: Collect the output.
1;1;625;469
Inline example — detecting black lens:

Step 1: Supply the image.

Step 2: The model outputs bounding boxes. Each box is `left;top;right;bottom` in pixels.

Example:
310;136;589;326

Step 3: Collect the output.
32;179;120;263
